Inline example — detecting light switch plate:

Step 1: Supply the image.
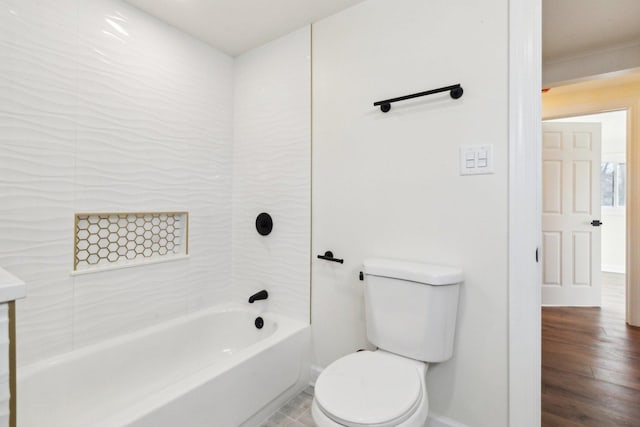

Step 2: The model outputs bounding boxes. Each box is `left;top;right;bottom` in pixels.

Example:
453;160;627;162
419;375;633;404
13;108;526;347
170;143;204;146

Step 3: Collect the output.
460;144;494;175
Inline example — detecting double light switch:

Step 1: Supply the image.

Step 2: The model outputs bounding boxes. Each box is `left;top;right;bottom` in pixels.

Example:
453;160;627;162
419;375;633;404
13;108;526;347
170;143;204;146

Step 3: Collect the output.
459;145;494;175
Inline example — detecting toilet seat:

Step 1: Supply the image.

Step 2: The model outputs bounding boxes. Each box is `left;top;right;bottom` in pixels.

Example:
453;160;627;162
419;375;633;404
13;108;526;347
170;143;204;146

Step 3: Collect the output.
314;351;424;427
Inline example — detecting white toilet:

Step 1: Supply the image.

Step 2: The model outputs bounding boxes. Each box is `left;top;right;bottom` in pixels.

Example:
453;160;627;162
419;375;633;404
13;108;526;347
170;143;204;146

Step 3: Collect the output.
312;258;464;427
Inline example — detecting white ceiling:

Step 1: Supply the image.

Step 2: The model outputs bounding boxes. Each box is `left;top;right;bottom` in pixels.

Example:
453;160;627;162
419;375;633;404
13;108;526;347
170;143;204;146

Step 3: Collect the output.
126;0;640;62
125;0;367;56
543;0;640;62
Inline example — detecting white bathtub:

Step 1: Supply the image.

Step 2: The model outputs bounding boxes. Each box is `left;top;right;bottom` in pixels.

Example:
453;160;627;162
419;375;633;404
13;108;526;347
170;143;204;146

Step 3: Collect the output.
17;304;310;427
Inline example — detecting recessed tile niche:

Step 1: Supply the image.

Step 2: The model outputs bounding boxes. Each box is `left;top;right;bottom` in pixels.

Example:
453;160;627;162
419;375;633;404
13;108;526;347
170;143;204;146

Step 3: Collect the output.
74;212;189;273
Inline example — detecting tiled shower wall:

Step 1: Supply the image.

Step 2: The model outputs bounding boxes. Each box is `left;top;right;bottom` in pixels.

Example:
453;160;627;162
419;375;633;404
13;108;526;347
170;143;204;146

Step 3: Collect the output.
0;0;234;365
232;27;311;323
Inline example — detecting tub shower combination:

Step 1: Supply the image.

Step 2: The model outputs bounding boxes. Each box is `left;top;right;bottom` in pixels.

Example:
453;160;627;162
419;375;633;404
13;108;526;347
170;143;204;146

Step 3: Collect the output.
18;304;310;427
14;208;311;426
2;0;313;423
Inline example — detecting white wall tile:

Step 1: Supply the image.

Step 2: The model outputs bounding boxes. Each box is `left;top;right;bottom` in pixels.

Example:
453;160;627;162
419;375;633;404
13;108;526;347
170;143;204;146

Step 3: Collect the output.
73;262;189;347
0;0;234;365
0;0;79;363
232;27;311;323
0;0;311;368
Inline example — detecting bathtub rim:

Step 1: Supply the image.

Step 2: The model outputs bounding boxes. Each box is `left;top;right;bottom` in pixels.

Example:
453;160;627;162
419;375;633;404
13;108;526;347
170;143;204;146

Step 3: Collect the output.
17;302;308;381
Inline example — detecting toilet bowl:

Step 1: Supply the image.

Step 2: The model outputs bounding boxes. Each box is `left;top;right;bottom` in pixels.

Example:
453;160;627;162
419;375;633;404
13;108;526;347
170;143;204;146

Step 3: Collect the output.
311;351;428;427
311;259;463;427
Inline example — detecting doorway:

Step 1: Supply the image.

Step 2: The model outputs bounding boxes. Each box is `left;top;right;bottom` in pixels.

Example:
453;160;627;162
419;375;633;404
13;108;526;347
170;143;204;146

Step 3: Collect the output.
540;108;640;425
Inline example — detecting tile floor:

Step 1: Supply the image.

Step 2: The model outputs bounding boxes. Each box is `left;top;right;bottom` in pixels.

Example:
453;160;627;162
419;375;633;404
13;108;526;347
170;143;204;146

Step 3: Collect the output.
260;386;316;427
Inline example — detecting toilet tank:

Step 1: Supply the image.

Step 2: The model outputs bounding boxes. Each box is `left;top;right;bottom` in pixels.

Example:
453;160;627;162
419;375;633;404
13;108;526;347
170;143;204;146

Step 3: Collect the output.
363;258;463;363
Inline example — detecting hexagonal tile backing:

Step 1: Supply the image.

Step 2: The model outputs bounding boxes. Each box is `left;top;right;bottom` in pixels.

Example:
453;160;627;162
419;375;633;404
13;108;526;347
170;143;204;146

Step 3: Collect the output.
74;212;188;271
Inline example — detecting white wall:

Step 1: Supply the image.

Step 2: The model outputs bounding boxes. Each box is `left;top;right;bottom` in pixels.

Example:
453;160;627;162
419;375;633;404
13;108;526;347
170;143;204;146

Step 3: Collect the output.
232;27;311;322
0;0;234;366
549;110;627;273
596;110;626;274
311;0;509;425
602;209;626;273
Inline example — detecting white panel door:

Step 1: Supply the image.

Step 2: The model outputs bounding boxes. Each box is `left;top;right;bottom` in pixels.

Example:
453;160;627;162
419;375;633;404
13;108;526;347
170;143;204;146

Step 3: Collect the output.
542;122;602;306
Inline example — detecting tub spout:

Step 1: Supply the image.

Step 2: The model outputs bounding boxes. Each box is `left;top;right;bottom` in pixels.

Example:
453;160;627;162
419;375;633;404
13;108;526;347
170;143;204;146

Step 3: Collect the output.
248;290;268;303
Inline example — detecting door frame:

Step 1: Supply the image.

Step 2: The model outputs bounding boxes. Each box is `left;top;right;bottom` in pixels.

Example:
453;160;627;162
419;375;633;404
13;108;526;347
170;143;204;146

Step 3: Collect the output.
511;0;640;422
508;0;541;425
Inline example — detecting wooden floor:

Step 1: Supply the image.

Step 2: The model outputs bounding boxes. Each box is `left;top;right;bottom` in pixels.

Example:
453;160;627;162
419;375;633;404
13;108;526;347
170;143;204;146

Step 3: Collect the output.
542;273;640;426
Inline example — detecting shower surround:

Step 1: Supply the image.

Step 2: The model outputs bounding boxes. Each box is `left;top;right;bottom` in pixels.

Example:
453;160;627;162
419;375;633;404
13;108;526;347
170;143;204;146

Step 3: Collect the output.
0;0;311;385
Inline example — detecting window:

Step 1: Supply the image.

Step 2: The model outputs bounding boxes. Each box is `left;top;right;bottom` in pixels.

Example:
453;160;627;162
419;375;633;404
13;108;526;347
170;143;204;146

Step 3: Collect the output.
618;163;626;206
601;162;615;206
600;162;626;207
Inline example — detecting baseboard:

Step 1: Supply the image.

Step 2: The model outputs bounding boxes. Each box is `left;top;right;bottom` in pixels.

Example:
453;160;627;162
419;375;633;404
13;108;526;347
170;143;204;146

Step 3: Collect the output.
309;365;323;386
427;413;469;427
602;265;625;274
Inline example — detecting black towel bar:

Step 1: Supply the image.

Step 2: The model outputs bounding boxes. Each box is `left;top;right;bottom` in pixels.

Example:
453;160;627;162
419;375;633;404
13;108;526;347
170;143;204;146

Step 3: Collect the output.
374;84;463;112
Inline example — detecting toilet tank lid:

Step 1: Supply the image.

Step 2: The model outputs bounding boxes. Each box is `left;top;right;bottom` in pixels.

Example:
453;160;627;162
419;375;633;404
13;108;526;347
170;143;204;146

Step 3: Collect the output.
363;258;464;285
